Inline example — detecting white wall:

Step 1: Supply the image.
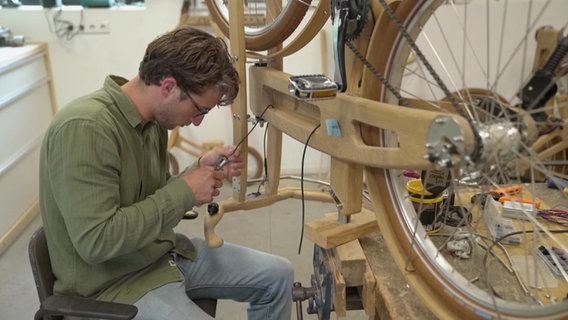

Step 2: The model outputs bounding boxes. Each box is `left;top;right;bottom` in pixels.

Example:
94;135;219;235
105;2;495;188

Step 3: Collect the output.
0;1;332;175
4;0;564;177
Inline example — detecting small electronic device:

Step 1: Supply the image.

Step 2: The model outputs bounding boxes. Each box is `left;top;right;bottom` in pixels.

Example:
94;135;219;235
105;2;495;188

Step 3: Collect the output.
538;245;568;277
484;197;520;245
288;74;338;100
502;200;537;220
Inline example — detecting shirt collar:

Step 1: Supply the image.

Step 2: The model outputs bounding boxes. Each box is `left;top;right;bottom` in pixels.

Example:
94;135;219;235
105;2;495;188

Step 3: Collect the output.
104;75;145;129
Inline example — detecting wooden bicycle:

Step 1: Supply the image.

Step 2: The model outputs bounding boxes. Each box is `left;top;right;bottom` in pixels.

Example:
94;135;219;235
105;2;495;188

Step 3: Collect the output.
199;1;568;319
168;1;264;180
166;126;263;179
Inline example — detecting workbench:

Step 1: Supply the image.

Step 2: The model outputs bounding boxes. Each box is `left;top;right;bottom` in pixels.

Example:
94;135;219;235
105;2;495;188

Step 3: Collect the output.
359;231;437;319
308;183;567;319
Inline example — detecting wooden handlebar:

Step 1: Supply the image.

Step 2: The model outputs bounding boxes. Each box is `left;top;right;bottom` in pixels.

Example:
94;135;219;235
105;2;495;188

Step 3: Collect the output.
204;202;225;248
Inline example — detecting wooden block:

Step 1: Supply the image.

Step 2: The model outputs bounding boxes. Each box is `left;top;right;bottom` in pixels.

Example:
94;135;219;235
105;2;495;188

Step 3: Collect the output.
359;260;377;317
304;208;378;249
335;240;367;286
323;248;347;317
329;157;363;214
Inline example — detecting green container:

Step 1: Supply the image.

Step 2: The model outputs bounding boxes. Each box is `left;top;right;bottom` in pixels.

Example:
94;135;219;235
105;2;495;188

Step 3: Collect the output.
80;0;115;7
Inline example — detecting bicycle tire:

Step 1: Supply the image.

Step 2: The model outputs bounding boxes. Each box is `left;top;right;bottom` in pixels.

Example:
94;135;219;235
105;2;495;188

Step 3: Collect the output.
360;0;568;319
205;0;312;52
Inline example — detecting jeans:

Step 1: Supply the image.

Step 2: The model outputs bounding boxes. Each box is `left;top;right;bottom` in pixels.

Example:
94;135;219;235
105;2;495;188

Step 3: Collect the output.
133;237;294;320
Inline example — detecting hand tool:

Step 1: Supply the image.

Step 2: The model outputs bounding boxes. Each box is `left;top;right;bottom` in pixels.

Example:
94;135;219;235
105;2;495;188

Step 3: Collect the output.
471;184;521;208
498;195;541;209
471;184;542;209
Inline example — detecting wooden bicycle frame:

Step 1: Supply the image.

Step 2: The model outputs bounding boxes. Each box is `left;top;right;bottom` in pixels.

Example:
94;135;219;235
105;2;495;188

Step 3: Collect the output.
202;3;475;248
197;2;568;319
202;0;477;248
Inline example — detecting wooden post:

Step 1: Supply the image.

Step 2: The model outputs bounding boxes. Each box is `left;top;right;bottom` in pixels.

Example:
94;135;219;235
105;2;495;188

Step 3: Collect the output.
263;0;283;195
330;157;363;215
228;1;247;202
264;125;282;195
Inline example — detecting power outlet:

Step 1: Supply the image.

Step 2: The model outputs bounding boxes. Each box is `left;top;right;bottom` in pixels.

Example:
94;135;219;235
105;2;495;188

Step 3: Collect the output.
81;21;110;34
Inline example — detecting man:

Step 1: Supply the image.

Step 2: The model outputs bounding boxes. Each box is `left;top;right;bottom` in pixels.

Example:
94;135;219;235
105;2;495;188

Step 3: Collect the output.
39;26;293;320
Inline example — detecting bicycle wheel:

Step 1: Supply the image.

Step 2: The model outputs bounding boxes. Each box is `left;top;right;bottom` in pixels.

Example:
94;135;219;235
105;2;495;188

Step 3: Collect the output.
360;0;568;319
205;0;312;51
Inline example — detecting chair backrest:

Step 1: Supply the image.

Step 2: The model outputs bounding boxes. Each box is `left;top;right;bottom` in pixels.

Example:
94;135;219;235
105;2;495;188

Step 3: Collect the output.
29;227;56;306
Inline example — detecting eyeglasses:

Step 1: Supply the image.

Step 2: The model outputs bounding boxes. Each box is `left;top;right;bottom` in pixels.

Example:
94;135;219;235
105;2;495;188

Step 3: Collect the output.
186;93;210;117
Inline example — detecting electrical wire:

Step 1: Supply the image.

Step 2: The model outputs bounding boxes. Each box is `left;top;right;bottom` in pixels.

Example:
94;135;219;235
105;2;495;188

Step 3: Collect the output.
252;122;270;196
228;104;271;159
262;122;269;180
47;8;84;41
485;229;568;261
298;123;321;255
538;208;568;226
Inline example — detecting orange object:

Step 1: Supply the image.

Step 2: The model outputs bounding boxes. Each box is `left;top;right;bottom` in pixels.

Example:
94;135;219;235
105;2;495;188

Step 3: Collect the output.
498;196;541;209
489;185;521;196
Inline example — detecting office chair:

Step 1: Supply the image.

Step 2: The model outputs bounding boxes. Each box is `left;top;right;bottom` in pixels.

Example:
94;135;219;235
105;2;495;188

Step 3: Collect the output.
29;227;217;319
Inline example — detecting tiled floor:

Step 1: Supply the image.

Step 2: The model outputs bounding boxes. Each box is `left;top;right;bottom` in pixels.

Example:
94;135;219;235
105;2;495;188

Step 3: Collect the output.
0;176;369;320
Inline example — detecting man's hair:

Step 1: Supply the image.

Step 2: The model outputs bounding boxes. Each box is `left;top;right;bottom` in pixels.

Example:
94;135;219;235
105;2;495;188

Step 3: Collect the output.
139;26;239;106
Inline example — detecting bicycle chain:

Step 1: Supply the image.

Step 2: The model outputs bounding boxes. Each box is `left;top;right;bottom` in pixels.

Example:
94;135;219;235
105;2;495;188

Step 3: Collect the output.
345;40;409;107
347;0;484;162
348;0;467;118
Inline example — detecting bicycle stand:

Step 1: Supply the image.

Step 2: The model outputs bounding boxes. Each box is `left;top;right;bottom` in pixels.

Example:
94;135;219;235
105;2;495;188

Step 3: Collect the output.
294;244;369;320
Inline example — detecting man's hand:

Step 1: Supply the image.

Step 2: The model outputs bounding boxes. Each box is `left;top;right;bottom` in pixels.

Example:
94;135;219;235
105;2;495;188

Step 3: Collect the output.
179;167;224;206
199;145;245;178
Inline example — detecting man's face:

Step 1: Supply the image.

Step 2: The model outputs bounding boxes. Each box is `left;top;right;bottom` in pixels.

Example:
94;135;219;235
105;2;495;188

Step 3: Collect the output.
155;85;222;130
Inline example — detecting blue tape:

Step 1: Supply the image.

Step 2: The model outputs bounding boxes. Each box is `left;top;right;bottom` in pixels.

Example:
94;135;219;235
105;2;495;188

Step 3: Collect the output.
325;118;342;137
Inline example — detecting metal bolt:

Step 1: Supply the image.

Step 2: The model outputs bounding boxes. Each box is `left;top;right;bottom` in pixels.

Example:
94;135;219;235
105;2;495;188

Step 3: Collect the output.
435;117;447;124
453;136;464;143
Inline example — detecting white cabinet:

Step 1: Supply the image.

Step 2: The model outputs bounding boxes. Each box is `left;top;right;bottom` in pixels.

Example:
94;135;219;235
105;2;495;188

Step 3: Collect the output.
0;43;56;255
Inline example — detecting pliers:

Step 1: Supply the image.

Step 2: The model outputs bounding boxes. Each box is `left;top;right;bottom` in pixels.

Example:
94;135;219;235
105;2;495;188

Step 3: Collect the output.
471;185;541;209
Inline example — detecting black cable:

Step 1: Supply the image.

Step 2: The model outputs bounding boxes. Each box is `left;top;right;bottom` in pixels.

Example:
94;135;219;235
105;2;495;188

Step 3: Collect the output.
228;104;271;159
484;229;568;268
262;123;269;179
51;8;84;40
252;122;270;196
242;106;270;198
298;123;321;255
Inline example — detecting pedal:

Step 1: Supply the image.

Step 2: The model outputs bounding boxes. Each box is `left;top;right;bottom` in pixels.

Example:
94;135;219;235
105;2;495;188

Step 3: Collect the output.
288;74;338;100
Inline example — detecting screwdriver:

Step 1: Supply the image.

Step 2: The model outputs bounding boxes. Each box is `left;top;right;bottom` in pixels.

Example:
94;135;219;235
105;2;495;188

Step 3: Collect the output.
182;155;226;219
208;155;229;217
186;104;271;219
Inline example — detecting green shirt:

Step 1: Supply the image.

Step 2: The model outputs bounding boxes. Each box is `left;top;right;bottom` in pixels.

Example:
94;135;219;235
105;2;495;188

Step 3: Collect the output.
39;75;197;306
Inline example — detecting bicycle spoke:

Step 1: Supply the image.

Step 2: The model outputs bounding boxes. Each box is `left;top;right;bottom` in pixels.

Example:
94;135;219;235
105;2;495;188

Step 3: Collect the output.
362;0;568;318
